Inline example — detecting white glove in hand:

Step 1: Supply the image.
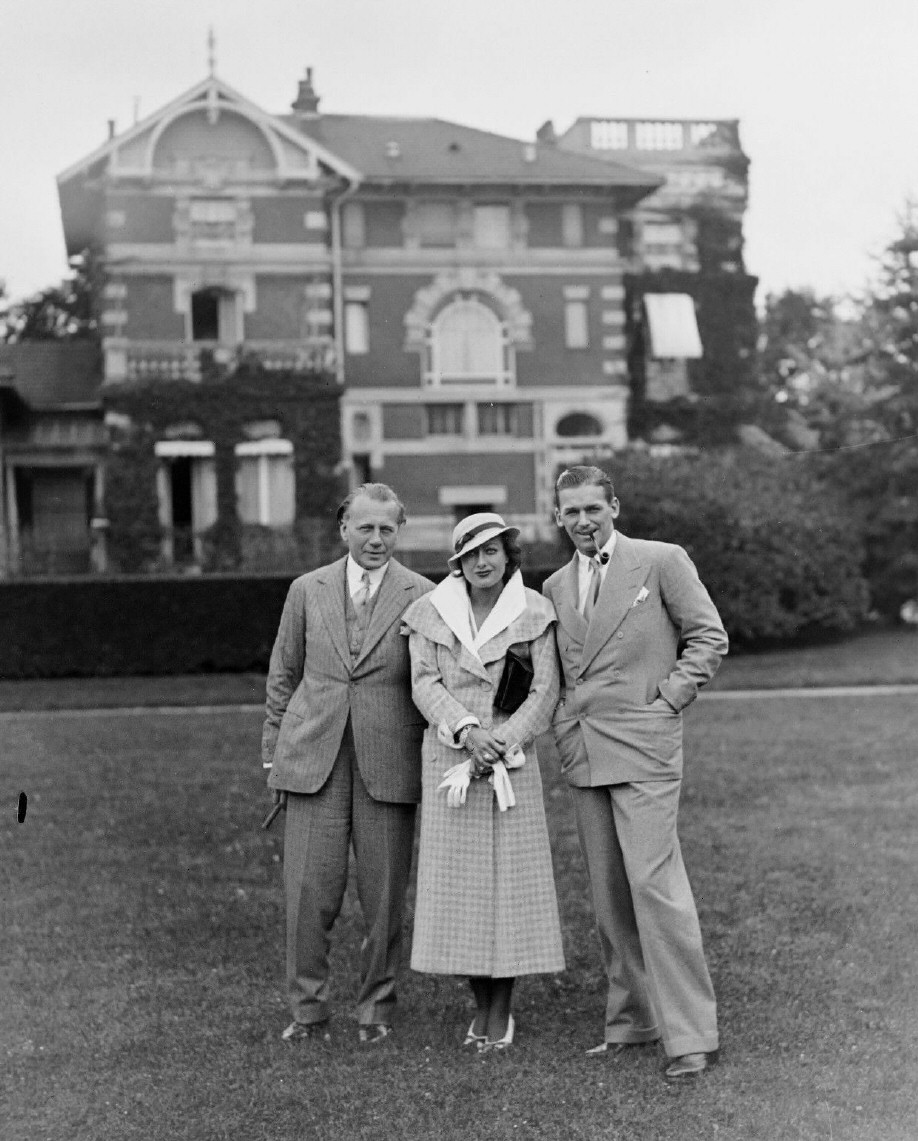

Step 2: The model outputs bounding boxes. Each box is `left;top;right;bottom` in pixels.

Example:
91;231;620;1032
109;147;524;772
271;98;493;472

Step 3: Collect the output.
488;762;516;812
437;760;472;808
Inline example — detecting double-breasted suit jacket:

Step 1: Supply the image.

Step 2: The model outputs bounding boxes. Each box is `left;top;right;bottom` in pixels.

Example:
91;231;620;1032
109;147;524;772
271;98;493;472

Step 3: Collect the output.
543;530;727;1056
543;532;728;786
263;556;433;801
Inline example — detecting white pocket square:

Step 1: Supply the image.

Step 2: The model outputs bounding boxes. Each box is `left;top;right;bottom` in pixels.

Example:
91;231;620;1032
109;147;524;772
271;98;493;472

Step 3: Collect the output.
631;586;649;608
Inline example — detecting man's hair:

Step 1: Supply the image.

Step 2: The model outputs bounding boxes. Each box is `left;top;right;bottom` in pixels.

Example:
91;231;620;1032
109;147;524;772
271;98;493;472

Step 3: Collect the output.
554;465;615;507
337;483;406;526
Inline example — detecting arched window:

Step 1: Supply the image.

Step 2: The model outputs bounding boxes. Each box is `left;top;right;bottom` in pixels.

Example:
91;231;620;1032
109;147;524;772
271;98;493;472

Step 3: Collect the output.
556;412;603;438
425;296;512;386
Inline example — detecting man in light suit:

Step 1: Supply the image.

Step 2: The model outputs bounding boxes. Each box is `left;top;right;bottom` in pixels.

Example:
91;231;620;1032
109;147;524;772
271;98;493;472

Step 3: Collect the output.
262;483;433;1043
543;465;727;1082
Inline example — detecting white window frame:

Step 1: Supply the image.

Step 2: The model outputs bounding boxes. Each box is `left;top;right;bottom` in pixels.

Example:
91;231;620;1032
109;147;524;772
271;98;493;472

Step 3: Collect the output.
344;301;369;354
564;300;590;349
153;440;218;563
424;296;513;387
234;438;295;527
424;404;466;436
473;204;512;250
561;204;584;248
342;202;366;248
416;201;457;248
477;403;517;436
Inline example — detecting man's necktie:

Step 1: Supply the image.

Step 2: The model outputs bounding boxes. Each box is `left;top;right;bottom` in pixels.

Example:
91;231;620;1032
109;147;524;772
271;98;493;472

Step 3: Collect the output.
353;570;371;612
582;557;602;621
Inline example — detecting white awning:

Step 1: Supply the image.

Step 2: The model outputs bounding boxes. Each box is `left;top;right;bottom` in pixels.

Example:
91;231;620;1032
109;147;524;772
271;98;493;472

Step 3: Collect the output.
234;438;293;457
154;440;215;458
644;293;703;359
439;485;507;506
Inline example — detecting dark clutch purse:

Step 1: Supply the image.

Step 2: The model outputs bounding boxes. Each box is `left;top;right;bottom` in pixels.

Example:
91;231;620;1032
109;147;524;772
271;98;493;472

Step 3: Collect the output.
494;644;534;714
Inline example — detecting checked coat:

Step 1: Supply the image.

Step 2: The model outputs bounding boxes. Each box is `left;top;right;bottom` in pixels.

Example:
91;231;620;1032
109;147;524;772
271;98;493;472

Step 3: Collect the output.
402;572;565;977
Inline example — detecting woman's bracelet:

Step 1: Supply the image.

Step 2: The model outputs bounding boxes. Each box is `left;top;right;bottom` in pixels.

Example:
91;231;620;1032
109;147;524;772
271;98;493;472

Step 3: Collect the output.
457;725;474;750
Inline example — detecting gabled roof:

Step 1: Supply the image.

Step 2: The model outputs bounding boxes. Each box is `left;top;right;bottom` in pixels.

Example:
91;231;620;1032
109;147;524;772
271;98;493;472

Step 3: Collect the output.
0;343;103;409
288;114;662;192
58;75;360;186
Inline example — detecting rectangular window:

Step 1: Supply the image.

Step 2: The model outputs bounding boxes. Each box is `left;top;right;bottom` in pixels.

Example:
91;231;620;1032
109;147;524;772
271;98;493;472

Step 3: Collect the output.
524;203;563;248
365;201;405;247
342;202;366;248
344;301;369;354
477;403;518;435
234;440;295;527
473;205;512;249
564;301;589;349
590;120;629;150
425;404;465;435
417;201;456;247
561;204;584;248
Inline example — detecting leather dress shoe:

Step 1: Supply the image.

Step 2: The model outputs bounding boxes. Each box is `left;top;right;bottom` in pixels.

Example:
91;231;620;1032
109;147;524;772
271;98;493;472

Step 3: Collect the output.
281;1020;330;1043
664;1050;718;1082
358;1023;392;1044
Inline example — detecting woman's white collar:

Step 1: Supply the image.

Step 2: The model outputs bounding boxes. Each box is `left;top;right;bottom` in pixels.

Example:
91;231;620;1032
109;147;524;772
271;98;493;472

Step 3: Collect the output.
428;571;526;660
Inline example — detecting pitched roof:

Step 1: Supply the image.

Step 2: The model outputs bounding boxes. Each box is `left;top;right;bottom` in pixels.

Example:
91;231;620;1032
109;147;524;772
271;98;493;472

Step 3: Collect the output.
287;114;661;191
0;343;103;409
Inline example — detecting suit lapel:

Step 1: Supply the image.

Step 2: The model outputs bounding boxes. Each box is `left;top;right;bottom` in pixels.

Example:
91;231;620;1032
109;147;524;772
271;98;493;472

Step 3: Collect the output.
353;558;411;669
316;557;352;671
555;556;588;645
580;534;647;673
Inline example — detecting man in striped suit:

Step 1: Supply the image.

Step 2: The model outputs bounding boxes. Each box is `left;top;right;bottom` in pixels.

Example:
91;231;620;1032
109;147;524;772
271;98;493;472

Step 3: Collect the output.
262;483;433;1043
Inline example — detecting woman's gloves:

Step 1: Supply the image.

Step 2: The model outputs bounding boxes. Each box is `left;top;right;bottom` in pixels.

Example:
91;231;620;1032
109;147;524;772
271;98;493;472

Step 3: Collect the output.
436;741;525;812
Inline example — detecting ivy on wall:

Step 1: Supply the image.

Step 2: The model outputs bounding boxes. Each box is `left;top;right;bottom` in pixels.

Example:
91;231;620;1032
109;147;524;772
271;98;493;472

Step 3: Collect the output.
625;204;758;447
102;361;343;572
626;267;758;447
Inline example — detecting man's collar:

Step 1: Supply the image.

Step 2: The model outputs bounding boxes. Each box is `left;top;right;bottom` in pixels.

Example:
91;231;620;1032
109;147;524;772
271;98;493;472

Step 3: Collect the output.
346;554;389;589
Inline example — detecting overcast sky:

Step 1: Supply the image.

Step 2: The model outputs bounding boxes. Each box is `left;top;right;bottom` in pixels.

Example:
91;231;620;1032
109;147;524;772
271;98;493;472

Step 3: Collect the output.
2;0;917;305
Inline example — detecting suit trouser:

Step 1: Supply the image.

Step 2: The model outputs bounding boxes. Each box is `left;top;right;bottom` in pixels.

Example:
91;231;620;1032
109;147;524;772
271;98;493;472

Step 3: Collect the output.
569;779;718;1057
282;726;416;1027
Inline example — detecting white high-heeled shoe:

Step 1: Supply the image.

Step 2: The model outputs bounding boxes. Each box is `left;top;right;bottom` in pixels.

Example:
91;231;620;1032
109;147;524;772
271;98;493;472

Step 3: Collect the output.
481;1014;515;1052
463;1020;487;1047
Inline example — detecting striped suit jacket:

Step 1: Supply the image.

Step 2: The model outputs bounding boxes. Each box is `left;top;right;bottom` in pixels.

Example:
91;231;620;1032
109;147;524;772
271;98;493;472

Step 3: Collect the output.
262;556;434;801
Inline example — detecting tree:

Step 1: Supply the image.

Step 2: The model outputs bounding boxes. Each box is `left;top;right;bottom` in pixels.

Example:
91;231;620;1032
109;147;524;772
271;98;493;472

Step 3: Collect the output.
755;287;873;451
0;248;101;343
838;202;918;614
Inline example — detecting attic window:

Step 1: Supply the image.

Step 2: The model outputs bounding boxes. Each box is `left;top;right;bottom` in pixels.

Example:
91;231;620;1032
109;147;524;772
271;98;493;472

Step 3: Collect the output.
448;141;461;153
385;141;401;159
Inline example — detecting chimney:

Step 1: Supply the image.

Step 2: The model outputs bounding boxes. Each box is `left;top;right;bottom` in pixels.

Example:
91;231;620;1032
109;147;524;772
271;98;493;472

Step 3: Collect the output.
292;67;321;117
107;119;116;140
536;119;556;145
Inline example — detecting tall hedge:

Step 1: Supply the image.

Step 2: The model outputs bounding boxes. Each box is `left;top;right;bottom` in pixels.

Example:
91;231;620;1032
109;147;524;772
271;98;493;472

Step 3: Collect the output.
608;448;871;643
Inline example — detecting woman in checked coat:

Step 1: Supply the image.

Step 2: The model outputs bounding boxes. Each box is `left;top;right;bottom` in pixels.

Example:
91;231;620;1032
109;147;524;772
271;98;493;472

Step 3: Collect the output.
401;512;565;1051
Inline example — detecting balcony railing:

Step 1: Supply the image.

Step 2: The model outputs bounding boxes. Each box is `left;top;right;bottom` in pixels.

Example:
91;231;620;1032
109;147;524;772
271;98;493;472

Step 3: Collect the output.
105;339;336;383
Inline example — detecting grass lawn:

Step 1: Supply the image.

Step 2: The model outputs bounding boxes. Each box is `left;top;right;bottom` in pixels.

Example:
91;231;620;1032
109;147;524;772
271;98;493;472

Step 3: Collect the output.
4;679;918;1141
0;624;915;715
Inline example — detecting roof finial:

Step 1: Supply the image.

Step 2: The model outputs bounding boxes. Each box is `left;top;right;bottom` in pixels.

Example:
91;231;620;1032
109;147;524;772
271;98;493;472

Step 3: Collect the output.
207;27;216;77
